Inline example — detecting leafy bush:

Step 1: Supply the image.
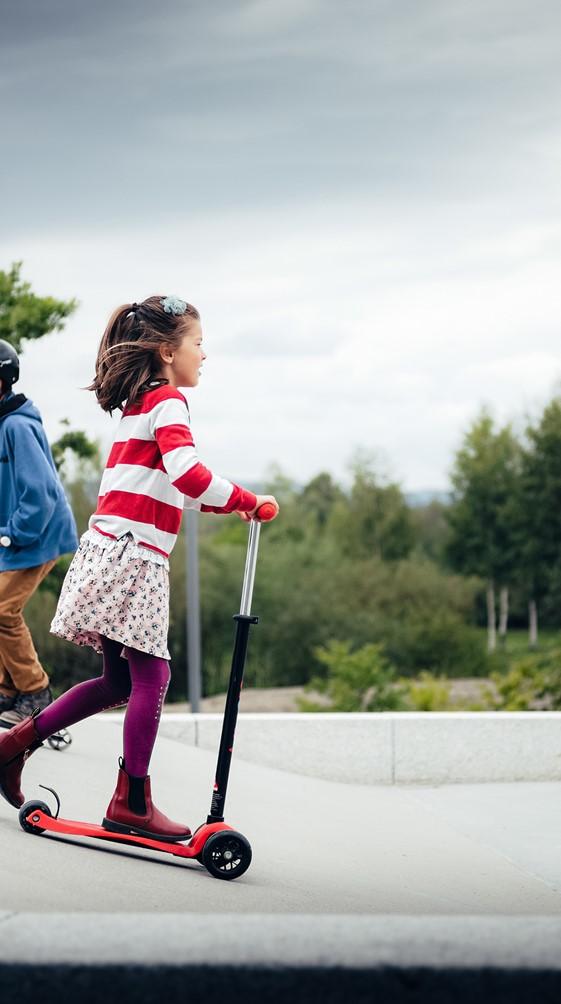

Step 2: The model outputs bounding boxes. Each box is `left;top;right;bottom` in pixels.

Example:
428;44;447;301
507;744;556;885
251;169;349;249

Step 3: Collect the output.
383;611;488;678
404;671;451;711
491;647;561;710
299;640;406;712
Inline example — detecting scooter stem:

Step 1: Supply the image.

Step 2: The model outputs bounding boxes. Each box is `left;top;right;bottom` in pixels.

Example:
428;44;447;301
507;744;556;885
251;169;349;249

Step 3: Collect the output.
206;518;264;823
240;519;261;616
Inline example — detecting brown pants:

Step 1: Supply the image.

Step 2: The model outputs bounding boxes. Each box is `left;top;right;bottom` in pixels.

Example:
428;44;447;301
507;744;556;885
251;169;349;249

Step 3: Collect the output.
0;560;57;696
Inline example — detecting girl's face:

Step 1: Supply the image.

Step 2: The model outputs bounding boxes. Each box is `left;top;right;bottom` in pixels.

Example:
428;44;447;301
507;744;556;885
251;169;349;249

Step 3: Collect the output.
159;321;206;388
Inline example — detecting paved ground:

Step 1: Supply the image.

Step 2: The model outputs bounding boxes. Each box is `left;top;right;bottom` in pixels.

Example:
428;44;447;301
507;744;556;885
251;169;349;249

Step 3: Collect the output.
1;715;561;915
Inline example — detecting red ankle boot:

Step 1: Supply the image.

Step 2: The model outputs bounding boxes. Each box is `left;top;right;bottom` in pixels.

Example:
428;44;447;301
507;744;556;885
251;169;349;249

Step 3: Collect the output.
0;714;43;807
102;759;191;843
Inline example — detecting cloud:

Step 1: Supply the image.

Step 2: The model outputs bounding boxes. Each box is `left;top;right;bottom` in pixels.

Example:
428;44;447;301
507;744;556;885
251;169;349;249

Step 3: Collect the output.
2;0;561;236
3;191;561;489
2;1;561;489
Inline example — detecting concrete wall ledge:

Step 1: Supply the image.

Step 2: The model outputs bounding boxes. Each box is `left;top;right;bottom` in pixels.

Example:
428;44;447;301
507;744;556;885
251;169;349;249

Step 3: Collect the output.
2;914;561;1003
138;711;561;785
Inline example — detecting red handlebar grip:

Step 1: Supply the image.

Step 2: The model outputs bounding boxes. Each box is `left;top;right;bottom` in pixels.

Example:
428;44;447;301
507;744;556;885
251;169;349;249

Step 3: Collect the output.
255;502;277;522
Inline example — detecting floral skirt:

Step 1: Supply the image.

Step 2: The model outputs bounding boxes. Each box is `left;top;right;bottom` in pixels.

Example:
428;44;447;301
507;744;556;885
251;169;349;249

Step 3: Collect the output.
50;530;171;659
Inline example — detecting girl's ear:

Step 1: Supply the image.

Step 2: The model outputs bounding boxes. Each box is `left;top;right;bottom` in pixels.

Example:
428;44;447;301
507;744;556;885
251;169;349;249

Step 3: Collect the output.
158;343;175;365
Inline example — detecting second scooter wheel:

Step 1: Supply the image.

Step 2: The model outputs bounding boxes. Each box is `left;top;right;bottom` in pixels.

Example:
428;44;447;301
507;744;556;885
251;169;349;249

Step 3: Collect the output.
47;729;72;751
201;830;252;881
18;800;52;835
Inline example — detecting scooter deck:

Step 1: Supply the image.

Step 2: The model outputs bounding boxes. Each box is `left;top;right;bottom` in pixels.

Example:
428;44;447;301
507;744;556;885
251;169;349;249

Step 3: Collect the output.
22;808;231;859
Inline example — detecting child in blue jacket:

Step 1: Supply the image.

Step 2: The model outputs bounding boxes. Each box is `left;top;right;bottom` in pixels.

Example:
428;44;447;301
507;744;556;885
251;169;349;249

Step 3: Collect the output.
0;339;78;725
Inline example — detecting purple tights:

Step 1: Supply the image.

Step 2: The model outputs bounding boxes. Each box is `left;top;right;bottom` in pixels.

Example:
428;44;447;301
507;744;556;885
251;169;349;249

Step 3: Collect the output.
35;636;170;777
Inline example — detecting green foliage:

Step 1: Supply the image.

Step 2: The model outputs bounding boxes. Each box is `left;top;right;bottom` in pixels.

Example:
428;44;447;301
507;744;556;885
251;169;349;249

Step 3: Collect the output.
541;654;561;709
410;500;450;564
296;471;344;529
329;456;415;561
446;410;521;584
30;463;493;701
300;640;406;712
491;647;561;711
515;400;561;611
433;397;561;638
327;556;485;677
384;609;488;678
51;419;101;476
491;662;545;711
0;262;77;351
404;671;451;711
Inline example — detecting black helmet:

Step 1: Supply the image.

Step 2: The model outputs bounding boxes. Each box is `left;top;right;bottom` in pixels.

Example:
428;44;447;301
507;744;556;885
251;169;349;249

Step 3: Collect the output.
0;340;19;387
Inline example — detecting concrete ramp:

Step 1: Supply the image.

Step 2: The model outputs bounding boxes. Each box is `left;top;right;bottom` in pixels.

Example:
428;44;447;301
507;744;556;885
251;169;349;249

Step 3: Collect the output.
2;716;561;1001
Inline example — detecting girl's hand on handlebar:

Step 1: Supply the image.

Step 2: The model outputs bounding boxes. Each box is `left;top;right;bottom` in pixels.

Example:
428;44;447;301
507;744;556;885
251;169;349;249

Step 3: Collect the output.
238;494;279;522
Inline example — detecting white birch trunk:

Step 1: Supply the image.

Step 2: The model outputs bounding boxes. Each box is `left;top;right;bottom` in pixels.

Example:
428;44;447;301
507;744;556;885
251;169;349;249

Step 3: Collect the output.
487;579;496;653
529;598;538;648
498;586;509;642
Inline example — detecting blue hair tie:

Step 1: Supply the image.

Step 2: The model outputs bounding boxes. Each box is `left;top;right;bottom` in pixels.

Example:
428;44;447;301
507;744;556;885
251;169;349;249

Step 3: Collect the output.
161;295;187;316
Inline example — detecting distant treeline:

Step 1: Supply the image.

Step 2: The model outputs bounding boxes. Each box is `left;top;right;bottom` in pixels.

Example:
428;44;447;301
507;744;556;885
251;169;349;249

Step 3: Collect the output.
25;395;561;700
6;261;561;701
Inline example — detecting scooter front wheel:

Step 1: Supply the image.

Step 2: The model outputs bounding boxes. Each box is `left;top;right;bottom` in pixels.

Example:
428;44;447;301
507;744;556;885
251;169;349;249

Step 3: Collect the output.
19;800;52;835
201;830;252;880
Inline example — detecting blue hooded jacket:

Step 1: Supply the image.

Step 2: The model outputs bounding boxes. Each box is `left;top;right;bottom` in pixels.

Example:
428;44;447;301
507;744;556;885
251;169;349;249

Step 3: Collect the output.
0;393;78;571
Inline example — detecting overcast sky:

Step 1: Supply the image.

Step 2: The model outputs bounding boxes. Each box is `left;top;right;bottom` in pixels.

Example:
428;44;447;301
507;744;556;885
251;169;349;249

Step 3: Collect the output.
1;0;560;490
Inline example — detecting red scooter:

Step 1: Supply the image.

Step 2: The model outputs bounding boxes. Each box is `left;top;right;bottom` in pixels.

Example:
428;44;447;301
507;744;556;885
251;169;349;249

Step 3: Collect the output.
18;503;277;881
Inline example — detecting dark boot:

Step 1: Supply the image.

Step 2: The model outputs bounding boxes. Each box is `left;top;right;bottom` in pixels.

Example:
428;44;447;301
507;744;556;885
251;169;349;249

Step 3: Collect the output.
0;714;43;807
0;692;16;717
0;686;53;727
102;759;191;843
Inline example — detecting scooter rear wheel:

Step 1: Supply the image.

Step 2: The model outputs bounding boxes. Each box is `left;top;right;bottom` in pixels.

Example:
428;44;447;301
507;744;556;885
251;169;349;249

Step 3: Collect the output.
19;800;52;835
201;830;252;880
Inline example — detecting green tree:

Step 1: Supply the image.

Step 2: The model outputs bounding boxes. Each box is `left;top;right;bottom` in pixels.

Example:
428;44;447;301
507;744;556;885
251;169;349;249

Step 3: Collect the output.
299;472;345;529
513;399;561;645
51;419;101;477
447;411;521;651
0;262;77;351
330;457;414;561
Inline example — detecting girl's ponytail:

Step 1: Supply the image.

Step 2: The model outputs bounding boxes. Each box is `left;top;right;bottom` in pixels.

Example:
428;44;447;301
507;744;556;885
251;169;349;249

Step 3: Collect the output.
88;295;199;414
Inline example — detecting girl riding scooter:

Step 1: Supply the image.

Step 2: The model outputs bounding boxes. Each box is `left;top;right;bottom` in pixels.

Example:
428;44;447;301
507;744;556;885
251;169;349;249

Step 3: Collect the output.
0;295;278;841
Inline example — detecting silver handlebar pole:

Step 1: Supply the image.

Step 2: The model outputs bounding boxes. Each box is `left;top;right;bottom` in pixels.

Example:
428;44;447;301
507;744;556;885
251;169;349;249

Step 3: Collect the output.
208;515;264;823
239;519;262;616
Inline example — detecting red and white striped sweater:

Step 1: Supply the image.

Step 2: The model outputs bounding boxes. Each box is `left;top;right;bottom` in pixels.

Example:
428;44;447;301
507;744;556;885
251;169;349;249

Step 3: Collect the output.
89;385;257;558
